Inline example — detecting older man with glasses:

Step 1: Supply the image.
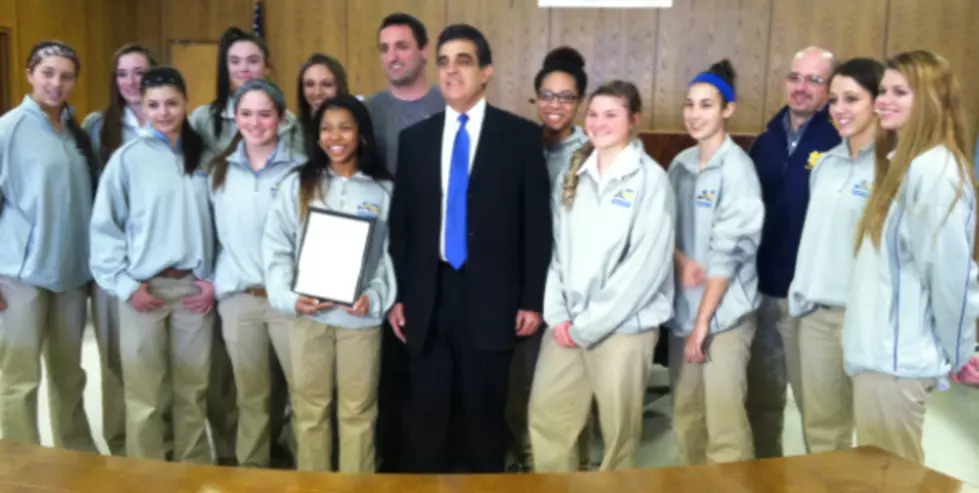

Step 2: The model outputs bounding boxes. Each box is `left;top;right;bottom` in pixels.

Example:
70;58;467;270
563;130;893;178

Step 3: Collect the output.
745;46;842;459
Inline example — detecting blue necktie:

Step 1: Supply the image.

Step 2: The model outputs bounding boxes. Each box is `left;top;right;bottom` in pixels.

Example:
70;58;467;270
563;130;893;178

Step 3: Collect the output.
445;113;470;269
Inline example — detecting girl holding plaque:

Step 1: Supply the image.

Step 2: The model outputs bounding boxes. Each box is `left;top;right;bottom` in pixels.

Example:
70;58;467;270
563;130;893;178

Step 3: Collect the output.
207;79;305;468
263;94;396;472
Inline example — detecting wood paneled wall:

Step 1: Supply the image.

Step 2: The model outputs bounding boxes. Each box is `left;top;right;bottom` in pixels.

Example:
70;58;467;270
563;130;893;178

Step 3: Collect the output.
0;0;139;118
9;0;977;132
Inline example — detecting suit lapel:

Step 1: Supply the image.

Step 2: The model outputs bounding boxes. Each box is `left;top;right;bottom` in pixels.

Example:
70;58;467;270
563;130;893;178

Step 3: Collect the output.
469;105;498;186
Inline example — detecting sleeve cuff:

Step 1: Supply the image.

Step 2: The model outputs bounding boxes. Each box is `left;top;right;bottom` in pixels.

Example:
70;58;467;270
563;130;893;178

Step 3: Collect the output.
707;258;738;279
364;287;382;319
115;276;142;303
568;325;594;350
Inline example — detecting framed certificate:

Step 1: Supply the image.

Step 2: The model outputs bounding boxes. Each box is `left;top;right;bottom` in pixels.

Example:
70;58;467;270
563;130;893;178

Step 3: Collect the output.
292;207;376;306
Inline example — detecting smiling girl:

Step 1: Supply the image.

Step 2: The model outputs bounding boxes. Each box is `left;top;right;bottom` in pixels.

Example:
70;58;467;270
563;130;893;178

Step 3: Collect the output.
667;59;764;465
529;80;675;472
297;53;349;150
787;58;883;454
81;43;157;456
90;66;216;463
844;50;978;463
190;27;302;156
263;94;396;472
208;79;305;468
0;40;99;452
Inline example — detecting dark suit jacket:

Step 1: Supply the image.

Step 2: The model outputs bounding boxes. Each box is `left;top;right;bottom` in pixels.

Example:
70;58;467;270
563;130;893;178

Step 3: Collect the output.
389;103;552;355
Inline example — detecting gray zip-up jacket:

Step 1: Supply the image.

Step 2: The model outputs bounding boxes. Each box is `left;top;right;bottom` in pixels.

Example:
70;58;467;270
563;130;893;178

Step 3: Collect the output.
788;140;874;316
666;135;764;336
543;139;676;349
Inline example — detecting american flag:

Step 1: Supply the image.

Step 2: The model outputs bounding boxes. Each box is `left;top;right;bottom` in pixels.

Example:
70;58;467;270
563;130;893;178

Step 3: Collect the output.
252;1;265;38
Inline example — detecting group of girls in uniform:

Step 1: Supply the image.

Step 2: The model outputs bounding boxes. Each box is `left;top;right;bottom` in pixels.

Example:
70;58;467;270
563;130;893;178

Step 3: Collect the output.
0;16;976;476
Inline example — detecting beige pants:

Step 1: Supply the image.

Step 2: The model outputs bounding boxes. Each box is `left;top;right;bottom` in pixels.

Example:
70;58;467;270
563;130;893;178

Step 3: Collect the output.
505;332;594;469
853;371;933;463
798;307;853;453
218;293;292;468
529;330;657;472
90;284;126;455
118;276;214;464
291;318;381;473
746;296;804;458
669;318;756;465
0;277;95;451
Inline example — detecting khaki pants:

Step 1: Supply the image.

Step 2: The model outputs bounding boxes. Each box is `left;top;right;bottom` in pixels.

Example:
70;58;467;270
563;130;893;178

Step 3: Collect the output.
218;293;292;468
669;318;756;465
529;330;657;472
746;296;804;458
853;371;933;463
506;330;594;470
90;284;126;455
798;307;853;453
118;276;214;464
0;277;95;451
291;318;381;473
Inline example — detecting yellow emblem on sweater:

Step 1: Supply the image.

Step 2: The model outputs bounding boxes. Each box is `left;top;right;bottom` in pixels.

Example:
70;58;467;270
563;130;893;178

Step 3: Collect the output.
806;151;822;170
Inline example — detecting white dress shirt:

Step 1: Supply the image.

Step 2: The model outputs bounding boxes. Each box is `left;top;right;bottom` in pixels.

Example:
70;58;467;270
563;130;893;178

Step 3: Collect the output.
439;97;487;260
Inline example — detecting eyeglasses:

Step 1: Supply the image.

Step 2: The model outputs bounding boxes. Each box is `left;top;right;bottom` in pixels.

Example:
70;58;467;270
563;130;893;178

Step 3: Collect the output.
537;90;579;104
786;72;826;86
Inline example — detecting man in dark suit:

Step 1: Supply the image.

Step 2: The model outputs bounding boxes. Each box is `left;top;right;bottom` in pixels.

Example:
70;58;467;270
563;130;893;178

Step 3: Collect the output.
388;23;552;474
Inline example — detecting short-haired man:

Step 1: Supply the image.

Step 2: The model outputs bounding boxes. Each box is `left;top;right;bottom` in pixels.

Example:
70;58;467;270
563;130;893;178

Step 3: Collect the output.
747;46;841;458
366;12;446;473
388;24;551;473
367;13;446;175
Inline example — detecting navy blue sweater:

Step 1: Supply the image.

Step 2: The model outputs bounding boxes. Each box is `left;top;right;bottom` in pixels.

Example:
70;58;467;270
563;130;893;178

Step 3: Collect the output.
750;106;841;298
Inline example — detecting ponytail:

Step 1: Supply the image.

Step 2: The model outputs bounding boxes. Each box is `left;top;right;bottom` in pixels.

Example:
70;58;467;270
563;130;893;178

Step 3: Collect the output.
65;110;100;194
180;119;206;175
562;141;594;210
210;132;242;190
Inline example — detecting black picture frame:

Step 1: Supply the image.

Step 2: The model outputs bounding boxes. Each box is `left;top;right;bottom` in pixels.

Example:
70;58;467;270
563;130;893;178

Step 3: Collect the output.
291;206;377;306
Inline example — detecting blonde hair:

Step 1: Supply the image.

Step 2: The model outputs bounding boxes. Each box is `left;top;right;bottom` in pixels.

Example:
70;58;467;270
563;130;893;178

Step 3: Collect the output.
562;80;641;209
855;50;977;255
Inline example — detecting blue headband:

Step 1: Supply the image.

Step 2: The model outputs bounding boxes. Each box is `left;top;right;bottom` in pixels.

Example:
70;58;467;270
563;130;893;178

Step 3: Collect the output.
689;72;736;103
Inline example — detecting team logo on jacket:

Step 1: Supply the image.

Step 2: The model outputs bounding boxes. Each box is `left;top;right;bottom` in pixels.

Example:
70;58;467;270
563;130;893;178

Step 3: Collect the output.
270;184;280;198
806;151;823;170
357;202;382;217
695;189;717;208
851;180;871;198
611;189;635;208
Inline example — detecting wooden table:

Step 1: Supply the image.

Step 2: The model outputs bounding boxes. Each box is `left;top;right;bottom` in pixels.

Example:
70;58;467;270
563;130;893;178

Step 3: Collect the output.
0;441;969;492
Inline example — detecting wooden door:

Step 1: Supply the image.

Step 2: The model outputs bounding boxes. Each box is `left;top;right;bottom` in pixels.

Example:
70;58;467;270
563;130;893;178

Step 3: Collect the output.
169;41;219;112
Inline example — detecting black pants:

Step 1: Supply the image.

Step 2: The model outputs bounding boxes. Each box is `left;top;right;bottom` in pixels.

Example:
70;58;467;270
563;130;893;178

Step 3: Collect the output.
401;263;512;473
376;317;410;472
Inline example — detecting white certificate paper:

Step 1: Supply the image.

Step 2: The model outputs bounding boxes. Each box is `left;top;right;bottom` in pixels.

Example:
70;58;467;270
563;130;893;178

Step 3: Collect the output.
293;209;374;305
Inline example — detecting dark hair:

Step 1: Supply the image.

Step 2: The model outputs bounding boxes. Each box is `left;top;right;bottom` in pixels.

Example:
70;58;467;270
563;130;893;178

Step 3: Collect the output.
211;81;288;190
378;12;429;49
26;40;99;194
210;27;270;138
436;24;492;67
99;44;157;163
703;59;738;105
297;53;350;141
534;46;587;96
831;57;885;99
563;80;642;209
141;66;206;175
296;94;391;219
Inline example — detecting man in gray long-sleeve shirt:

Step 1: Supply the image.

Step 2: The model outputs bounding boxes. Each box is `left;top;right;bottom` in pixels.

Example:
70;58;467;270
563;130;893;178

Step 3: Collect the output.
366;12;445;472
367;13;446;176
